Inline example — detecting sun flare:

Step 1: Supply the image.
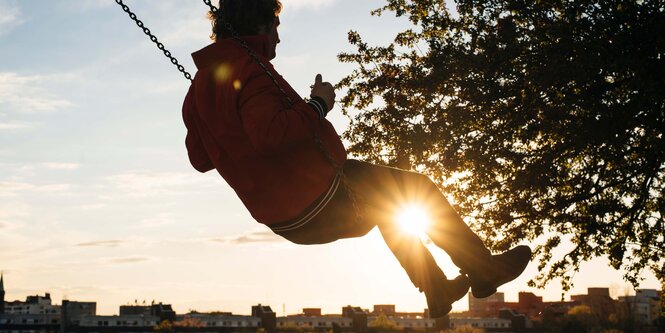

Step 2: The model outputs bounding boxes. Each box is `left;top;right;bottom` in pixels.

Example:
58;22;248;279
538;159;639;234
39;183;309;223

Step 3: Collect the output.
395;204;431;237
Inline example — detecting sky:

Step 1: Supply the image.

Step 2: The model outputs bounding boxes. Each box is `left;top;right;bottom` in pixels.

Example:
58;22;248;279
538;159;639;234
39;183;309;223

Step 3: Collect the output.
0;0;661;317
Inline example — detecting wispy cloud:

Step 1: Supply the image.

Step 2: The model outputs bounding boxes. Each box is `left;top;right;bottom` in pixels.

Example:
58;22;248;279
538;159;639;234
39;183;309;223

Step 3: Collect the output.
76;240;127;248
0;1;24;36
42;162;81;170
0;180;34;193
0;122;33;130
0;180;73;197
105;170;215;198
0;73;75;113
106;256;151;264
13;162;82;175
211;230;285;245
33;183;72;194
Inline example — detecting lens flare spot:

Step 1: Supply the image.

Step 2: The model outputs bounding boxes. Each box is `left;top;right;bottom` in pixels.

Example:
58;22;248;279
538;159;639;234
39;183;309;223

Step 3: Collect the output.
214;63;232;82
233;79;243;91
395;204;431;237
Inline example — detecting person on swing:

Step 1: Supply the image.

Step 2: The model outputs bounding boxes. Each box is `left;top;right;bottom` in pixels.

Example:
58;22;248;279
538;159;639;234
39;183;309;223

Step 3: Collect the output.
182;0;531;318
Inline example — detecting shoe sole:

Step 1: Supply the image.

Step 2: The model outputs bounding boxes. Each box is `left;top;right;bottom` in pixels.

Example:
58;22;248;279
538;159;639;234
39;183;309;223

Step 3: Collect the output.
429;276;470;318
471;246;531;298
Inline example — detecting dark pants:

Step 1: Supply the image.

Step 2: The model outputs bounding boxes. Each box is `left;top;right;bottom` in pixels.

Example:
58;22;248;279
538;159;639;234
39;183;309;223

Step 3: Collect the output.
271;159;492;292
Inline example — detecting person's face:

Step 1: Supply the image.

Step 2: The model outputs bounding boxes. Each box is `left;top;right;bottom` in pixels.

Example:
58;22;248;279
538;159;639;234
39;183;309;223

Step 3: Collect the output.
260;16;280;60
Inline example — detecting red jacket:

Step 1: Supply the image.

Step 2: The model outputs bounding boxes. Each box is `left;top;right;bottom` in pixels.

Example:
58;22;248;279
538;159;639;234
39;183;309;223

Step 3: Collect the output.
182;35;347;225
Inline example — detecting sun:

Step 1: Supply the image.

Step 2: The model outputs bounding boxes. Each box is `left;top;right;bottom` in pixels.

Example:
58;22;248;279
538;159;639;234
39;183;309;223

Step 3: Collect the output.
395;204;432;237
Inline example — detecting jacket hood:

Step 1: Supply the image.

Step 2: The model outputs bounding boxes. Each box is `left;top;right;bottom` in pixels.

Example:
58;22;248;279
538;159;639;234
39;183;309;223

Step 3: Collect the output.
192;35;272;70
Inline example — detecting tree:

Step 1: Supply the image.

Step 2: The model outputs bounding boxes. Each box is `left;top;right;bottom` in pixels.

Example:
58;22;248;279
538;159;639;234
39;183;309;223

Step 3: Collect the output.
154;320;174;333
445;326;485;333
369;313;400;331
338;0;664;290
173;317;204;328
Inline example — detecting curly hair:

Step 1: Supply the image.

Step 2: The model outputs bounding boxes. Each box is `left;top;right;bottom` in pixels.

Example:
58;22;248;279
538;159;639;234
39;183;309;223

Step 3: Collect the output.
209;0;282;41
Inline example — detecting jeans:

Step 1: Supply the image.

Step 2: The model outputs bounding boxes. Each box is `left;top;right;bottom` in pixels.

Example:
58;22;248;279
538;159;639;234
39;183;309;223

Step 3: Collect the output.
270;159;492;291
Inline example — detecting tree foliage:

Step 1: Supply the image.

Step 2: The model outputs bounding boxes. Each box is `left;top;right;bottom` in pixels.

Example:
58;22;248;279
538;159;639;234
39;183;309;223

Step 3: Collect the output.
338;0;664;290
369;313;400;330
445;326;485;333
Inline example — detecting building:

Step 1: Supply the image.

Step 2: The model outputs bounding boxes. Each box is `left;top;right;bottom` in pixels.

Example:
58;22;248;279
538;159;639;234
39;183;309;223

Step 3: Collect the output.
181;312;261;328
0;273;5;314
342;306;368;333
618;289;662;326
2;302;275;333
302;308;322;317
468;292;505;317
120;303;176;322
61;300;98;326
4;293;59;315
275;305;436;332
387;316;435;330
0;312;61;326
450;317;512;331
571;287;617;321
372;305;396;317
78;314;160;327
251;304;276;333
278;314;353;331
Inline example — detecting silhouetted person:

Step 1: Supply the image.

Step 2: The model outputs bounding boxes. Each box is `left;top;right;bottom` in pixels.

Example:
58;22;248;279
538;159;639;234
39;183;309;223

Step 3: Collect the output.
182;0;531;317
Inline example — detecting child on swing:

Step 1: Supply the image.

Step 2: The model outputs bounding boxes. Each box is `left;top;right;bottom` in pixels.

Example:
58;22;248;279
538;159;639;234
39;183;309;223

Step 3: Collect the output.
182;0;531;318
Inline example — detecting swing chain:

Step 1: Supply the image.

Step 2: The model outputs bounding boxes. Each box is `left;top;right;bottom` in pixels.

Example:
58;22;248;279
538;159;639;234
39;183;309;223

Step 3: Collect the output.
115;0;193;81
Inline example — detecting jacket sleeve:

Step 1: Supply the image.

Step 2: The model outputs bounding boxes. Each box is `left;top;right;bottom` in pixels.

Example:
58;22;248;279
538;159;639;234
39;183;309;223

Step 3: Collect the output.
237;67;321;155
182;84;214;173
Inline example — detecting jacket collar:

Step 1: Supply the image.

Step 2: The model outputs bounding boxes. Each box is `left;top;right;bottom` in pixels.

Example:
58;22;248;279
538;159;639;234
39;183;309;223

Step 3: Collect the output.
192;35;272;70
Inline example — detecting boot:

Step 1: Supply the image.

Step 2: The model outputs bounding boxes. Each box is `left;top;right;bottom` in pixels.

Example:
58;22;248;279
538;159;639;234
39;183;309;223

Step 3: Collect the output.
463;245;532;299
424;275;470;318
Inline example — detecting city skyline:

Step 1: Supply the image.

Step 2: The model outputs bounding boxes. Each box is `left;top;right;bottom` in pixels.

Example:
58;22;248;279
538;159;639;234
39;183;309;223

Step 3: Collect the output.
0;0;661;318
2;271;660;317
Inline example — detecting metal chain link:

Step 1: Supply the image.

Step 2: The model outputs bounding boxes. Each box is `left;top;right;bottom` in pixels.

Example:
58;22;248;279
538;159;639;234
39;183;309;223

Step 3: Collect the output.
115;0;193;81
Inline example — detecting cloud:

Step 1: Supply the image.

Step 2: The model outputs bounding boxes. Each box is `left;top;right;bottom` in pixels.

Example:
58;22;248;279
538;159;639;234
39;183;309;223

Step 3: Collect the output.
106;256;151;264
0;73;75;113
76;240;126;248
0;122;33;130
42;162;81;170
12;162;82;175
0;1;23;36
0;180;34;193
211;230;285;245
0;180;73;197
105;170;215;198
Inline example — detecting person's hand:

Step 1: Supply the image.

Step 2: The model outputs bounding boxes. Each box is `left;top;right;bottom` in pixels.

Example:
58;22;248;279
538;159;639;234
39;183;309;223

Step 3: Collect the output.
310;74;336;112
